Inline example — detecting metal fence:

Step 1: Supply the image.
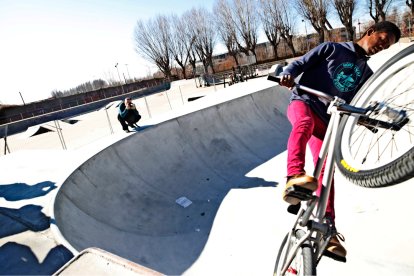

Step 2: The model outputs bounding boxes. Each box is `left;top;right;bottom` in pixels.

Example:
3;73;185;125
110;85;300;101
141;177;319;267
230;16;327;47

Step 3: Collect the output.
0;68;274;155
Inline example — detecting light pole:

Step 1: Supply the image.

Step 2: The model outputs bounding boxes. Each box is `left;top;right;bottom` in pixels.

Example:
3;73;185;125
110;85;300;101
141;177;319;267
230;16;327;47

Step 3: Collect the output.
115;63;125;93
19;91;26;105
125;64;131;82
145;65;151;78
358;19;361;39
302;19;310;52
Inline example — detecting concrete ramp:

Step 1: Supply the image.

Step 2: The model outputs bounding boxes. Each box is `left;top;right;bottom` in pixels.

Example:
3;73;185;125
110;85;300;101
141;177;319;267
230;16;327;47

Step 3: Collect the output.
53;84;291;275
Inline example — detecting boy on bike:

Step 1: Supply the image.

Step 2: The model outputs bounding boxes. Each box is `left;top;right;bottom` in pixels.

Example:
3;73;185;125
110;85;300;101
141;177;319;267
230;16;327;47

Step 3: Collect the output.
279;21;401;262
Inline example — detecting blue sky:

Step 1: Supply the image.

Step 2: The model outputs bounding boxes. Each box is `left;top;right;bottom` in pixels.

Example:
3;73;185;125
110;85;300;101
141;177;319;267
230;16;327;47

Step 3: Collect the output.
0;0;218;104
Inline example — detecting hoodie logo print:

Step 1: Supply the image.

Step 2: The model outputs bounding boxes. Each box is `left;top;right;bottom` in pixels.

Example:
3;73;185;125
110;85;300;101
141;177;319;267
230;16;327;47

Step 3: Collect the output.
333;62;362;92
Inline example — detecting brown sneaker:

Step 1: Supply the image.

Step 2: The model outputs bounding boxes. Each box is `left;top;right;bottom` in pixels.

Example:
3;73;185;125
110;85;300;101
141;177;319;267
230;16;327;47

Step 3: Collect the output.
282;174;318;205
324;234;347;262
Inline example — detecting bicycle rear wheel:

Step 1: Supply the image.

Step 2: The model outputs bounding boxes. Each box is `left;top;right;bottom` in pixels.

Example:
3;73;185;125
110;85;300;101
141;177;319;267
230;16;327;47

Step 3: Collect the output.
274;230;315;276
335;44;414;187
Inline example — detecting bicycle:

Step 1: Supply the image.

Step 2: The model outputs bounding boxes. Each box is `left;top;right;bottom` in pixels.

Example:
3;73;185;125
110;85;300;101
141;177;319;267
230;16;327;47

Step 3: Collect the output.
267;43;414;276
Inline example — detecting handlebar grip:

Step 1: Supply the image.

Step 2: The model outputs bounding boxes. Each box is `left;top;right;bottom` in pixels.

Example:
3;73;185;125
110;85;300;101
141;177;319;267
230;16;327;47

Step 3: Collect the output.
267;74;281;84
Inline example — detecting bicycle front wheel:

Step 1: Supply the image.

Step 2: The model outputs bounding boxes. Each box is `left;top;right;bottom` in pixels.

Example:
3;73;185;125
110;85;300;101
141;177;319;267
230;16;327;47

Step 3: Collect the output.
335;44;414;187
274;230;315;276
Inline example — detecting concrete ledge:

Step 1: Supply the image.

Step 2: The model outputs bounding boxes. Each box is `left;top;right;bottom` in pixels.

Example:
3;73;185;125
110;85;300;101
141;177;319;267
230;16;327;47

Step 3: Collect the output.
54;247;164;276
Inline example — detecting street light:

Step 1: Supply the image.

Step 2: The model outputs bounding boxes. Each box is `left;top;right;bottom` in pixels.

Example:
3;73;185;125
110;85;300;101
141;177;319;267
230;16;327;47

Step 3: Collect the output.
145;65;151;78
125;64;131;82
302;19;310;52
19;91;26;105
115;63;125;93
358;19;361;39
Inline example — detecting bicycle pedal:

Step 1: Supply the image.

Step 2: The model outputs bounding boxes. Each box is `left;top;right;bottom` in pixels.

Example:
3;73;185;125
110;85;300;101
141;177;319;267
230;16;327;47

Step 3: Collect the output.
287;203;301;215
323;250;347;263
285;186;314;201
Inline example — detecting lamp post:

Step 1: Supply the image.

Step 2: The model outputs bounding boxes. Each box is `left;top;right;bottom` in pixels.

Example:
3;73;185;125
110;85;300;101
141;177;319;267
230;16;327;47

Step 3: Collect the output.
115;63;125;93
302;19;310;52
19;91;26;105
145;65;151;78
358;19;361;39
125;64;131;83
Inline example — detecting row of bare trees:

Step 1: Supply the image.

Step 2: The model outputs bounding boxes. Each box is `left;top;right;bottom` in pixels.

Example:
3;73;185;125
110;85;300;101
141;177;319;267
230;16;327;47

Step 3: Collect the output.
134;0;411;79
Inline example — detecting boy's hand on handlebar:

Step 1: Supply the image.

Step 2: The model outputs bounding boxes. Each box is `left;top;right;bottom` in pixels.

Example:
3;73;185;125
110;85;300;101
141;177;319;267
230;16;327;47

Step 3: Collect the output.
280;74;295;89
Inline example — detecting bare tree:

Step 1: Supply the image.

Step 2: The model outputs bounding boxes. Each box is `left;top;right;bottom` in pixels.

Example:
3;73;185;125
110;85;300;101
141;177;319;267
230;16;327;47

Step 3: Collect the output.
368;0;397;22
387;6;402;24
187;43;198;77
170;14;195;79
408;0;414;16
186;8;217;74
331;0;356;40
401;10;413;36
278;0;298;56
214;0;241;65
296;0;333;44
134;15;173;79
260;0;297;58
259;0;281;59
232;0;260;62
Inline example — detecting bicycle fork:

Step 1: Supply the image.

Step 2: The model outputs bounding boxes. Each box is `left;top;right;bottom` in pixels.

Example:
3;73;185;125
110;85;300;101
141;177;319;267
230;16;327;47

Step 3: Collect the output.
279;229;313;276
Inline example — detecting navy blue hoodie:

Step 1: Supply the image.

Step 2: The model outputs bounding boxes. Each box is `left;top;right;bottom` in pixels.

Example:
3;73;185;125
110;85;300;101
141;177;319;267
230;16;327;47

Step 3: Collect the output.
282;41;373;124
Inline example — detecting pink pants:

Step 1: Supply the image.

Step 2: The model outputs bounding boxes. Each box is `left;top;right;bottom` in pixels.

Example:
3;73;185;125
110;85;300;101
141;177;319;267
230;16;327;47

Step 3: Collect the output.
286;100;335;222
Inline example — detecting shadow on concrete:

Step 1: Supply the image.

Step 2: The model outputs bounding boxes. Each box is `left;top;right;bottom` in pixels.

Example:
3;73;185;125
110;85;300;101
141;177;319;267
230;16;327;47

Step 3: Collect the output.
133;124;152;132
241;177;278;188
0;181;57;201
0;242;74;275
0;205;50;238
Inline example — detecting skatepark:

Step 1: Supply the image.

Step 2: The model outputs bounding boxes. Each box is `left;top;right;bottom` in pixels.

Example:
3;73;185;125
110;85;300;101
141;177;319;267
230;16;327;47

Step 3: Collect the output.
1;41;414;275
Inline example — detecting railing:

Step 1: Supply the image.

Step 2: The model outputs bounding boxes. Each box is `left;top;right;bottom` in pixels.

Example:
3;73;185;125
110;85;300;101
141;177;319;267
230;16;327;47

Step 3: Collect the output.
0;79;169;125
0;82;171;138
1;76;254;155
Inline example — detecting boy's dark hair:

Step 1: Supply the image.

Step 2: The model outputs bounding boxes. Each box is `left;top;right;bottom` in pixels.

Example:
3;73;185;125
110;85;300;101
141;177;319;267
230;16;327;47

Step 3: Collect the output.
362;21;401;42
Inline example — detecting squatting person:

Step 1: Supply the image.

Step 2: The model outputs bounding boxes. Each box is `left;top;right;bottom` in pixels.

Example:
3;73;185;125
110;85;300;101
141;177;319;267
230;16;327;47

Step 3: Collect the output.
118;97;141;132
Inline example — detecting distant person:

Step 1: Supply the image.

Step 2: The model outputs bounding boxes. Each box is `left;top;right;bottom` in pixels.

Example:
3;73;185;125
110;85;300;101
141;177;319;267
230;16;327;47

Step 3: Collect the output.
118;97;141;132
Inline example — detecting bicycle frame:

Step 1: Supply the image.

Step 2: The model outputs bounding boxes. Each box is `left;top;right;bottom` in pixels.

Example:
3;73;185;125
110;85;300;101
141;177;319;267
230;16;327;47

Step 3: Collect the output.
278;99;348;276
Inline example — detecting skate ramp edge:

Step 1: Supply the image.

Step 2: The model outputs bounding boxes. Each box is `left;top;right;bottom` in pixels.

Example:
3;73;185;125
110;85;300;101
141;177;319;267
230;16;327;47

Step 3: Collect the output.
54;247;164;276
53;84;292;275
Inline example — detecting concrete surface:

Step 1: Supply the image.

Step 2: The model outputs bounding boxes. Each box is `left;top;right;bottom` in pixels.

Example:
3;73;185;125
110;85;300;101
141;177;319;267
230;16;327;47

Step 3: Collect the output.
0;41;413;276
55;247;163;276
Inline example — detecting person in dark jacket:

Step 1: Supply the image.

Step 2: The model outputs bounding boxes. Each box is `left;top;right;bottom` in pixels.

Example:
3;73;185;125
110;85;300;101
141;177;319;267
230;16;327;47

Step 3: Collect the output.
118;97;141;132
279;21;401;262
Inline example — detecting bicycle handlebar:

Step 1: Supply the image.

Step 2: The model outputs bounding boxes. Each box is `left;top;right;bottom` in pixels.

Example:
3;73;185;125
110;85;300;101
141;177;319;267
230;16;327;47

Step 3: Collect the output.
267;75;335;103
267;74;410;131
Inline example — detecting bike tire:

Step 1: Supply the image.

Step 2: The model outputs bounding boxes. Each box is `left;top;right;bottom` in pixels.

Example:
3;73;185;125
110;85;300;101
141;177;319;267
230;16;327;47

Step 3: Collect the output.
274;230;315;276
335;44;414;188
